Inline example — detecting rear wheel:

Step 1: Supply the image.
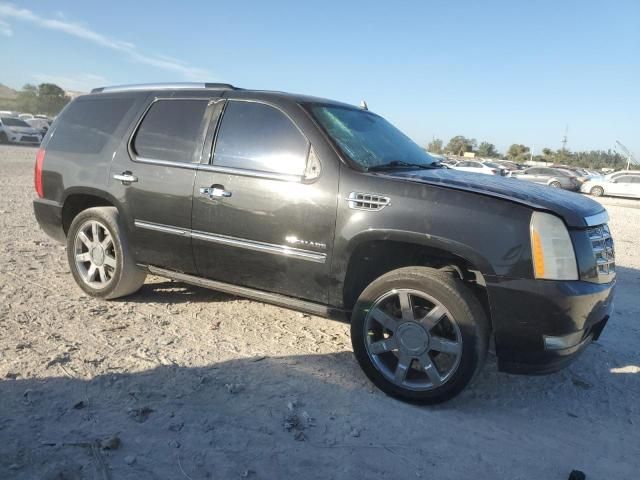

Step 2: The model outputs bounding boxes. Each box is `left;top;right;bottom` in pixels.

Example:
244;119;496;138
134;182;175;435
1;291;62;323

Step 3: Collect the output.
590;186;604;197
549;181;562;188
67;207;146;299
0;132;8;144
351;267;489;404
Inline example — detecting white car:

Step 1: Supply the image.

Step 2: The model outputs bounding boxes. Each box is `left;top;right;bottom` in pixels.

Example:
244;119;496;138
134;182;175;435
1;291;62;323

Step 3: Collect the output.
0;116;43;145
449;160;500;175
581;170;640;198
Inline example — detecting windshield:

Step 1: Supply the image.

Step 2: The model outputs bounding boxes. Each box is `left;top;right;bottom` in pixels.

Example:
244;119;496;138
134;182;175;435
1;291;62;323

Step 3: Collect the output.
1;117;30;127
308;105;438;170
483;161;501;168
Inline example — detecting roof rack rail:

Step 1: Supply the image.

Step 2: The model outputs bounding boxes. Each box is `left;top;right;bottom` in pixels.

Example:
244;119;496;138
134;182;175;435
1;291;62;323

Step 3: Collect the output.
91;82;236;94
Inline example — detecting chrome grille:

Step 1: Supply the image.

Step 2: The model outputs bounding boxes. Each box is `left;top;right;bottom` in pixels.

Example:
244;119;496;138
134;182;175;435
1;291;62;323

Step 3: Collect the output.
587;224;615;278
347;192;390;211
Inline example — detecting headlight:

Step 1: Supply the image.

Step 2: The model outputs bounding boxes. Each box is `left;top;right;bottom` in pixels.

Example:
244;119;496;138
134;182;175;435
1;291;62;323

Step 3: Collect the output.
530;211;578;280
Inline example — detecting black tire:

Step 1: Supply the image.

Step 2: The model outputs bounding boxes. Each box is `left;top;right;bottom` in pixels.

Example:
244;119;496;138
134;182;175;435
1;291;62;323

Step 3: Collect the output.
590;186;604;197
351;267;489;404
549;181;562;188
67;207;146;299
0;132;8;144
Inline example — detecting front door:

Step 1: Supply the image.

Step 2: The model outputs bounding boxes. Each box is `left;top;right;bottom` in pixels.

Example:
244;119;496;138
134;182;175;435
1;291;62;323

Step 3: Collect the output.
110;96;213;274
191;99;338;303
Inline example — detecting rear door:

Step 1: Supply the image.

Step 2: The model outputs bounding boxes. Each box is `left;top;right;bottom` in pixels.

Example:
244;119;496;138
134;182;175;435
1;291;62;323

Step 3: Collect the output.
110;96;214;273
191;98;338;303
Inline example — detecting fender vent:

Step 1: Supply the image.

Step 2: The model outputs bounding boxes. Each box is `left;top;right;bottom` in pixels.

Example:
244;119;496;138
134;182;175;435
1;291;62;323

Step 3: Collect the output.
347;192;391;211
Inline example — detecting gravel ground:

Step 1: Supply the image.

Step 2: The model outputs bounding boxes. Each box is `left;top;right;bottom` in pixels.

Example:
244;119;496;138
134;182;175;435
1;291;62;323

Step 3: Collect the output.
1;145;638;480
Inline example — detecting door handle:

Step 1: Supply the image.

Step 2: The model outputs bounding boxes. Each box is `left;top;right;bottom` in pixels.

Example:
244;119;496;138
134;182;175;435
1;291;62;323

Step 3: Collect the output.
200;185;232;199
113;172;138;184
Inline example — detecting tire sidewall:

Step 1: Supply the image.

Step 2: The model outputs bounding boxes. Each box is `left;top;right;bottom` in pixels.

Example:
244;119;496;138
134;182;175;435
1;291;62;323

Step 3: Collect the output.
66;208;125;299
351;269;487;404
591;186;604;197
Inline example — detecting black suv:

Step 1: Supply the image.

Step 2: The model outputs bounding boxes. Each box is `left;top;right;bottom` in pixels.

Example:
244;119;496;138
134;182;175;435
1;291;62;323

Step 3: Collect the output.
33;83;615;404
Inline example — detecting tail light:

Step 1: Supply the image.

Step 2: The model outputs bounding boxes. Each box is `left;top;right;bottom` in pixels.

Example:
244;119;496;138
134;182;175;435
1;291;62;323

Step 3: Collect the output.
35;148;45;198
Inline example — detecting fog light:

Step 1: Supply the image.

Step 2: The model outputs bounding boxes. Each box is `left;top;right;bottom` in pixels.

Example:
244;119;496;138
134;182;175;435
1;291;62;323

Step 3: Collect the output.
543;331;585;350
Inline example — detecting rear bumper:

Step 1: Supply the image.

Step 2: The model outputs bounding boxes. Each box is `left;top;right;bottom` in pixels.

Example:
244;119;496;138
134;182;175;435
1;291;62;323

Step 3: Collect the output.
33;198;65;243
486;276;615;375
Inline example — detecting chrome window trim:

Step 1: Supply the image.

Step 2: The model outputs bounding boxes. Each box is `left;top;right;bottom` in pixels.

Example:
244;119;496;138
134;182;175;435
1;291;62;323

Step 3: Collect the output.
127;97;213;168
209;98;314;183
198;164;302;182
134;220;326;264
584;211;609;227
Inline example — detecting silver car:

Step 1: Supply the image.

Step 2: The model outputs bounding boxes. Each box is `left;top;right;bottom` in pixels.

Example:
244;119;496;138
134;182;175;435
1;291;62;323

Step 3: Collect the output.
511;167;580;191
0;116;43;145
581;170;640;198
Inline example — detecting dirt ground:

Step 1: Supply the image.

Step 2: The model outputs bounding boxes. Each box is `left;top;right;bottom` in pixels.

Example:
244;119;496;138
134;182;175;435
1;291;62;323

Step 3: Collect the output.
1;145;638;480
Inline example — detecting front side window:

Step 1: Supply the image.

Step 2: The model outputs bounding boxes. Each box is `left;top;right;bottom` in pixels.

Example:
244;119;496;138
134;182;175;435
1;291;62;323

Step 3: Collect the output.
308;104;438;170
213;101;309;176
133;99;208;163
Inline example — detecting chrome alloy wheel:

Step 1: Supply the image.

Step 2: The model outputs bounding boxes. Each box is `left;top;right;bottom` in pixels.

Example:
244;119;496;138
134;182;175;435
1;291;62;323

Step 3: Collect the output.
73;220;117;288
364;289;463;391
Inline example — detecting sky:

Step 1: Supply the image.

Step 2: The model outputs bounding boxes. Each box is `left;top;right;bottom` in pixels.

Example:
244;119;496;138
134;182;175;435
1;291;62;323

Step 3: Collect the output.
1;0;638;156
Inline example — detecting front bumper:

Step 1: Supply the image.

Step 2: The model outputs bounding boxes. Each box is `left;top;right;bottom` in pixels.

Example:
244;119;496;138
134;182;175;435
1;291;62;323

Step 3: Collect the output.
6;132;42;144
486;276;615;375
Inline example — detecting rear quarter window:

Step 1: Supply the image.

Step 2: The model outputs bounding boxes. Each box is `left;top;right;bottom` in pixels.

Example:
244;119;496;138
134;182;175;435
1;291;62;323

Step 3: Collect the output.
47;97;135;154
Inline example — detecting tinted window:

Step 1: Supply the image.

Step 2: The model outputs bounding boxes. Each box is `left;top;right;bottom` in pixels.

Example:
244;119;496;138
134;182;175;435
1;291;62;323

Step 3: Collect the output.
134;99;208;163
2;117;30;127
526;168;541;174
615;176;637;184
213;101;309;175
47;98;135;154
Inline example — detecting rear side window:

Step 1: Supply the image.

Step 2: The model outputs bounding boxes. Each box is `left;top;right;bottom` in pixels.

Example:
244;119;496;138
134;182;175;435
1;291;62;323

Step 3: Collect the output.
133;99;208;163
213;101;309;176
47;98;135;154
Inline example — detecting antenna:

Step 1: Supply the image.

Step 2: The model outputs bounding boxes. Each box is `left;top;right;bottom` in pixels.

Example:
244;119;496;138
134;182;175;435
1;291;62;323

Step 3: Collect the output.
359;100;368;110
615;140;638;170
561;124;568;154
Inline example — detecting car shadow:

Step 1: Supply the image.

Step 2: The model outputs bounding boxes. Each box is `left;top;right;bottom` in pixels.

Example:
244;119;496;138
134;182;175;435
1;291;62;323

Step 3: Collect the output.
118;279;238;305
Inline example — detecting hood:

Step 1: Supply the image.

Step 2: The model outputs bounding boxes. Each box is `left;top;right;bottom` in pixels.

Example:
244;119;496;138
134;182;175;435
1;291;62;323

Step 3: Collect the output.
378;168;606;228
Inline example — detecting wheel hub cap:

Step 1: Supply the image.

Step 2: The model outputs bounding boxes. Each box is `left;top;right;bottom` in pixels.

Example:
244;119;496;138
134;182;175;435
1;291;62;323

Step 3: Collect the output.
396;322;429;355
90;245;105;266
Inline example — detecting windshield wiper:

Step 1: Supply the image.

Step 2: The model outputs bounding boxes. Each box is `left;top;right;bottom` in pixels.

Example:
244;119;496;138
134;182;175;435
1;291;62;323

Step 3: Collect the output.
368;160;441;171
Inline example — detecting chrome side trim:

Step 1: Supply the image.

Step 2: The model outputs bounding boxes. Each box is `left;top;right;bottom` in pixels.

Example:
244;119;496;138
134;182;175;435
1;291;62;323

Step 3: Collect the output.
584;210;609;227
134;220;189;237
147;265;330;317
191;230;326;263
134;220;326;263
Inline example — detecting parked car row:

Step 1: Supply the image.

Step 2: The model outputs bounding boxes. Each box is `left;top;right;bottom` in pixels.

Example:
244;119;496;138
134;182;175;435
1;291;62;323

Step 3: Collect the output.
437;158;640;199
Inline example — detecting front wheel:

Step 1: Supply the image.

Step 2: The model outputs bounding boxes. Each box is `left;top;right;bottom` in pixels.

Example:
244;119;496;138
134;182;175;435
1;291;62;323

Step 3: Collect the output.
549;181;562;188
590;186;604;197
67;207;146;299
351;267;489;404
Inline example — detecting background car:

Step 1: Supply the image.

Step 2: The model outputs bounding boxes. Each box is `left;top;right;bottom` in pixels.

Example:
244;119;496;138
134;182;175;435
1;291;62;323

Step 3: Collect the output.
510;167;581;190
481;160;508;176
0;116;43;145
449;160;501;175
581;170;640;198
25;117;50;137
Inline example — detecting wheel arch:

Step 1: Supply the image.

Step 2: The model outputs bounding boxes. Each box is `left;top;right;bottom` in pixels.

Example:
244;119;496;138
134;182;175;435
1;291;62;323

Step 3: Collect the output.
336;230;494;327
61;187;121;235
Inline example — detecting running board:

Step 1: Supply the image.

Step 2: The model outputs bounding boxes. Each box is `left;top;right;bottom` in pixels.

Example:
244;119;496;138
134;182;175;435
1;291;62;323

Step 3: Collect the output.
147;265;342;318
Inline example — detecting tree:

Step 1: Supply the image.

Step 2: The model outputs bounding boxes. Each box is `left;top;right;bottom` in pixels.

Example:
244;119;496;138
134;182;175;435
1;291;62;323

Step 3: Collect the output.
506;144;531;163
477;141;499;158
36;83;69;116
14;83;70;116
426;138;443;154
445;136;476;156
